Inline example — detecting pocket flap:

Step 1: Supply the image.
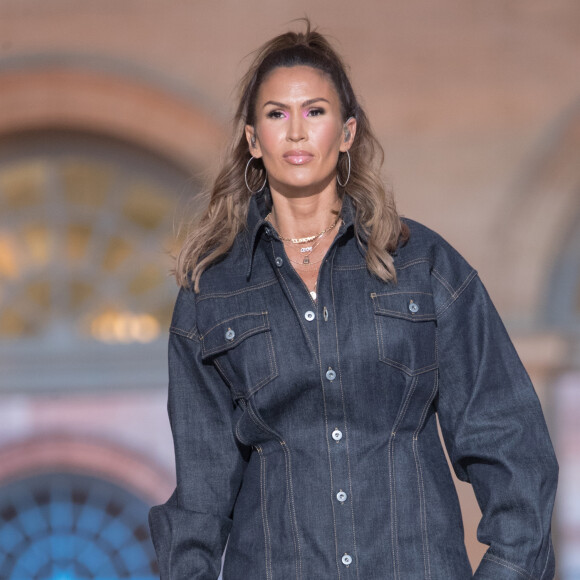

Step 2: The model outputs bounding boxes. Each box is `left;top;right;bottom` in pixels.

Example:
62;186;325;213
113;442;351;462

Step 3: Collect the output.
371;291;436;322
200;312;270;359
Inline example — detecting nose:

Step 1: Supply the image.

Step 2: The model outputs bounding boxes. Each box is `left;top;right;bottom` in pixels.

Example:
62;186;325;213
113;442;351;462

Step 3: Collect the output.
286;114;306;142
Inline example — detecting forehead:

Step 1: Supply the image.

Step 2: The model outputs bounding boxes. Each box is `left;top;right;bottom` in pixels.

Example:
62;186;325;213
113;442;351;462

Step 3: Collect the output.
257;65;339;102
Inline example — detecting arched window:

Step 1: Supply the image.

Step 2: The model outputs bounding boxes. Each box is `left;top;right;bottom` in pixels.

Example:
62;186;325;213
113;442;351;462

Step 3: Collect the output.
0;129;198;392
0;472;157;579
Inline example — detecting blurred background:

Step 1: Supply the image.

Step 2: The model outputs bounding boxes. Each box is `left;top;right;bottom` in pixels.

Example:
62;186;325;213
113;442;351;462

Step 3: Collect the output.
0;1;579;578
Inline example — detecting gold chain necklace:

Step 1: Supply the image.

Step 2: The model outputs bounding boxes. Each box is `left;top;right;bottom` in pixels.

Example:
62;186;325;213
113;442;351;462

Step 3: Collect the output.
265;212;340;244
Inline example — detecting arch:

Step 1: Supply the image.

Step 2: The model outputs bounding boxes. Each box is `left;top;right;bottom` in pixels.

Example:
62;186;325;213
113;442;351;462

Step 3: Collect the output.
0;58;226;174
494;97;580;321
0;433;173;505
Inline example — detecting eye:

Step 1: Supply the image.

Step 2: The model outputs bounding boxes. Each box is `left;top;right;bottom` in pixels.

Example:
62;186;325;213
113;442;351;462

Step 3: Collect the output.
307;107;325;117
266;110;288;119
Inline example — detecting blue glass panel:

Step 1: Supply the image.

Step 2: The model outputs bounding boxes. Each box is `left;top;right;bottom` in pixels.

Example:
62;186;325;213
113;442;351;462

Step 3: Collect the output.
0;473;158;579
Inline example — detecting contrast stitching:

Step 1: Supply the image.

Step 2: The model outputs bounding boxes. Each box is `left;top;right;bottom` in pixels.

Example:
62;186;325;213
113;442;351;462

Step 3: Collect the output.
412;373;437;580
331;266;360;580
280;440;303;580
195;278;278;301
435;270;477;318
235;332;279;399
388;429;400;580
378;357;438;377
332;263;368;271
483;554;535;579
431;268;455;296
396;258;430;270
213;358;233;390
371;291;433;298
169;326;200;341
393;376;418;435
244;401;302;580
540;542;551;580
234;417;251;447
275;263;320;367
257;446;273;580
200;312;267;340
316;281;342;580
374;309;437;322
387;375;419;580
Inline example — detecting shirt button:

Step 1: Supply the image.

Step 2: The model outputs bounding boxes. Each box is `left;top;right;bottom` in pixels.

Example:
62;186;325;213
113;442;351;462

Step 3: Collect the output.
225;328;235;341
342;554;352;566
264;226;271;235
408;300;419;313
332;429;343;442
275;257;283;267
326;368;336;381
336;490;347;503
304;310;315;321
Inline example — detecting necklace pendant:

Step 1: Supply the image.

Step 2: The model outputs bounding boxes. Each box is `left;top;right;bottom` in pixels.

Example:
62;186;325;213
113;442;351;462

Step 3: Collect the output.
300;246;313;253
292;235;317;244
303;256;310;265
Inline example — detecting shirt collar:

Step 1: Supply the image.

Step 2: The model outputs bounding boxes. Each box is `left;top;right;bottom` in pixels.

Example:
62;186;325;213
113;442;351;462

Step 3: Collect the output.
244;187;357;279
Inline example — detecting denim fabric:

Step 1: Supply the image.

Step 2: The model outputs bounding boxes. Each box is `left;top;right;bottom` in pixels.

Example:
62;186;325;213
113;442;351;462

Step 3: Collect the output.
149;189;558;580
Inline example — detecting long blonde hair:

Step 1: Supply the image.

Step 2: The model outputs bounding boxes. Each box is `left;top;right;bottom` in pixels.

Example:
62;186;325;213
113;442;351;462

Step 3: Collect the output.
176;20;408;291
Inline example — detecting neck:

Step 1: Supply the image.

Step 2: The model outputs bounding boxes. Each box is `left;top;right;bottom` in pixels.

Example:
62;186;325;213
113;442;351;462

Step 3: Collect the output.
269;181;341;239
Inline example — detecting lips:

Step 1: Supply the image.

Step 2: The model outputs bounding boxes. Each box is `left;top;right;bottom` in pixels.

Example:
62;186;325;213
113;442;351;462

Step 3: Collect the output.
283;150;314;165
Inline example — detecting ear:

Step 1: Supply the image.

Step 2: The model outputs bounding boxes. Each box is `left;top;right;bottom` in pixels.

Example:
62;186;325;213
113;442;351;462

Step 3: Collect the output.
339;116;357;152
245;125;262;158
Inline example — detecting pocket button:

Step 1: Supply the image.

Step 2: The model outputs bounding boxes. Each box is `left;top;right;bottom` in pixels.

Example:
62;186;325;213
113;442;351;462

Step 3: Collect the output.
408;301;419;313
225;328;235;341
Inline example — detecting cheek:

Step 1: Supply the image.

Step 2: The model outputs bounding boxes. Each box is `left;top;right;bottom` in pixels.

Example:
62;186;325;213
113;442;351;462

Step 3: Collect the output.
314;125;343;154
256;126;285;154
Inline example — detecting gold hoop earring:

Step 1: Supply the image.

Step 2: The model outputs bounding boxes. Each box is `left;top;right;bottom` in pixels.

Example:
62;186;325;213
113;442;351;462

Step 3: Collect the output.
337;150;351;188
244;156;267;194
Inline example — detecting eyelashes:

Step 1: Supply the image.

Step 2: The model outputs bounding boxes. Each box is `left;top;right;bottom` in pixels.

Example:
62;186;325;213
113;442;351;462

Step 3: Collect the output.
266;110;290;119
265;108;325;119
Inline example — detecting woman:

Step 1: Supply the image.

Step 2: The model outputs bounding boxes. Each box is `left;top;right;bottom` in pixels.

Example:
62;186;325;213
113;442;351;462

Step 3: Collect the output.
149;21;558;580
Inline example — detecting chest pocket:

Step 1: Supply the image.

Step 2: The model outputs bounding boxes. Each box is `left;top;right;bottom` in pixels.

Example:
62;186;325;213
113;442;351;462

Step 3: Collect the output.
371;291;438;376
199;311;278;399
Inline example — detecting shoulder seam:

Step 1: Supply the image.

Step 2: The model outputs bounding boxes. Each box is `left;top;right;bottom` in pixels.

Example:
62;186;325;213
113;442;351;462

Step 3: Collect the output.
435;269;478;318
170;325;200;342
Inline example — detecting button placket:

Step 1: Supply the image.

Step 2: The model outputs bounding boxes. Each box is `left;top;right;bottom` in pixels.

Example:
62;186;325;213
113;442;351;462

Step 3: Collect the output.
270;240;357;573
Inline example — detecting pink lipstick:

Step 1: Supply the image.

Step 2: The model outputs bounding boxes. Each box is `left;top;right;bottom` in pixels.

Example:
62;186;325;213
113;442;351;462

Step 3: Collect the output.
283;150;314;165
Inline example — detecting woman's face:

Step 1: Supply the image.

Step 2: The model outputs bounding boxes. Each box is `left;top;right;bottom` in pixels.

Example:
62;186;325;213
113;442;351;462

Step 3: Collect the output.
246;65;356;197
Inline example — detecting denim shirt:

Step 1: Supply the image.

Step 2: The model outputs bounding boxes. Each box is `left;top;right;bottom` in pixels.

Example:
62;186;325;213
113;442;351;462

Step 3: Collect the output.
149;189;558;580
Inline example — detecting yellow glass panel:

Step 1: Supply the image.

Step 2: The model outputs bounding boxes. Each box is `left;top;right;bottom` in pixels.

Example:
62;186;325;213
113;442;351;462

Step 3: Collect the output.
60;161;113;207
127;265;164;296
101;237;132;272
0;232;20;279
26;279;51;309
122;183;172;230
0;161;47;209
23;224;51;267
88;308;160;343
0;308;36;337
69;279;93;311
66;224;92;263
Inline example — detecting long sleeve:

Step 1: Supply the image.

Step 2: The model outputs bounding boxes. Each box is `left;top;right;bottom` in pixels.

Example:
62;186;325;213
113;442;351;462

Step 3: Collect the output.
148;288;248;580
435;272;558;580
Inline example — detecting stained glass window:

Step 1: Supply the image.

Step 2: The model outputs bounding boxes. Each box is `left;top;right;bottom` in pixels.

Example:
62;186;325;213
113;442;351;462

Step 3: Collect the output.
0;130;194;345
0;472;158;580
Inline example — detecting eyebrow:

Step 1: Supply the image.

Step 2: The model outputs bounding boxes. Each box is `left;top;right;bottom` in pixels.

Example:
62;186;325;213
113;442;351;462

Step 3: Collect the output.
262;97;331;109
